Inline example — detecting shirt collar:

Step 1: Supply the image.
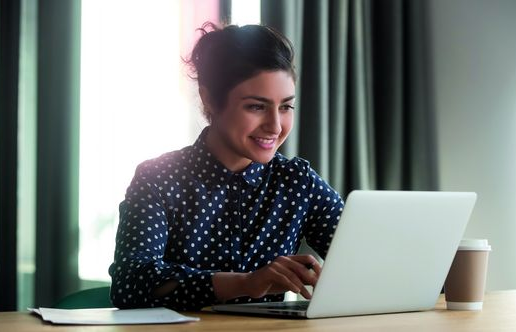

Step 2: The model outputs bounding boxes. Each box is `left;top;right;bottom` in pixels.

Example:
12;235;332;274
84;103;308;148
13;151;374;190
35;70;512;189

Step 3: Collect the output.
190;127;267;188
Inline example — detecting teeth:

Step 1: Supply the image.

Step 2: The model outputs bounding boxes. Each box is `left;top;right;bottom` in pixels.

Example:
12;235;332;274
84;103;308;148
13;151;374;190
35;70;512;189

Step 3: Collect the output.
254;137;274;144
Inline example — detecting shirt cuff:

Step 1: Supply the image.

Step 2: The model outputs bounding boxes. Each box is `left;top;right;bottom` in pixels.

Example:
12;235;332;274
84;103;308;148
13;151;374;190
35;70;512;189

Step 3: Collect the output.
168;268;218;310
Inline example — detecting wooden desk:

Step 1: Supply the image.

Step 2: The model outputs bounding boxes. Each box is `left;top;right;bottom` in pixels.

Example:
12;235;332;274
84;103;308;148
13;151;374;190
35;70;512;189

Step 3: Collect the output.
1;291;515;332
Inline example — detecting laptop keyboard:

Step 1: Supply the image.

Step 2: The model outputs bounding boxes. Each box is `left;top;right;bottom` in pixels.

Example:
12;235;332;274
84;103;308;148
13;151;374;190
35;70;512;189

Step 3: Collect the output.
261;300;309;311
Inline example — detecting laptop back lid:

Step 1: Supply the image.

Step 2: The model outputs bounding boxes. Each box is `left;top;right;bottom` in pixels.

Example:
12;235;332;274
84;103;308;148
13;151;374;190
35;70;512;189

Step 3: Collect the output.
307;190;476;318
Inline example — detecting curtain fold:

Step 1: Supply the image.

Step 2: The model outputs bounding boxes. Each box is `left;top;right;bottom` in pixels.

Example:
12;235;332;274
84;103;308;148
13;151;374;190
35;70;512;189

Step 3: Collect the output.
0;0;22;311
328;0;349;194
34;0;82;307
261;0;438;197
347;0;375;192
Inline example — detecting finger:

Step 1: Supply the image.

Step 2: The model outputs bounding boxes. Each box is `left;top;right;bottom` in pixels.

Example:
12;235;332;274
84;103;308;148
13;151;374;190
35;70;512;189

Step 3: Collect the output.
271;261;313;299
310;260;323;277
299;285;312;300
270;256;320;291
273;256;315;285
285;255;321;285
289;254;320;273
268;261;307;295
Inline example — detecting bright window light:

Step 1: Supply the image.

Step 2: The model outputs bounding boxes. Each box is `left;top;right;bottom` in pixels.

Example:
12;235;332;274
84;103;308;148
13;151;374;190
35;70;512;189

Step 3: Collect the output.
231;0;261;26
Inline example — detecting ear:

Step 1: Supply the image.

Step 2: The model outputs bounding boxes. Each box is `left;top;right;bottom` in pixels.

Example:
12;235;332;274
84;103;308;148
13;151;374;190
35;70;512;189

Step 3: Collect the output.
198;86;214;117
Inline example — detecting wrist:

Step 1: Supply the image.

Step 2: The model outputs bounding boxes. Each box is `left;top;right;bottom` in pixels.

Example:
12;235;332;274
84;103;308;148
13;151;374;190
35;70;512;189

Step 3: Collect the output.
213;272;249;302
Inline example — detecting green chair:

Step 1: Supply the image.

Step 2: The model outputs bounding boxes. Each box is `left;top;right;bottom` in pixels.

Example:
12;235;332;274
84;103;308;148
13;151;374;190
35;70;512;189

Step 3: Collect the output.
53;286;113;309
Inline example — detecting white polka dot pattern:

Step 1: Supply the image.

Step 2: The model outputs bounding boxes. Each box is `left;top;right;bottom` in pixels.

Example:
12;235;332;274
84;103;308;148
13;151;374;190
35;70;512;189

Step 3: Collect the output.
109;128;344;310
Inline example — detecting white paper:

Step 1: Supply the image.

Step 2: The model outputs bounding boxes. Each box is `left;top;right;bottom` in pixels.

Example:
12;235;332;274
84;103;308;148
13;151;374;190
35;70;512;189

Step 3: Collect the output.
28;307;199;325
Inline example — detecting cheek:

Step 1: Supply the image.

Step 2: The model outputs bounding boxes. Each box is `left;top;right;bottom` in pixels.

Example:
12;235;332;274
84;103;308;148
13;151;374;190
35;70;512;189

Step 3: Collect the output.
223;113;256;138
281;113;294;136
216;108;246;129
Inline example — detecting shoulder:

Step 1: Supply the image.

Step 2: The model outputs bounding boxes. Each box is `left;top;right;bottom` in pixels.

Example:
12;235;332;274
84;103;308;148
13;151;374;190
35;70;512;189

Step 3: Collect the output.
272;153;323;177
268;153;318;185
271;152;311;171
271;153;342;199
133;146;193;180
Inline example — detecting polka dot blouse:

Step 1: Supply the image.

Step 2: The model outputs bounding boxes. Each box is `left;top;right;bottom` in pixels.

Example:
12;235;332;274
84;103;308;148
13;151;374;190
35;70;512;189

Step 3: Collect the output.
109;128;344;310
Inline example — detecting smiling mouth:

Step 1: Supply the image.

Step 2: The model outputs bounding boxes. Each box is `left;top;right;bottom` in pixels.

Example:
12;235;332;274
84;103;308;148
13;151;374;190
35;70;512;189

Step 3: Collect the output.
251;136;277;149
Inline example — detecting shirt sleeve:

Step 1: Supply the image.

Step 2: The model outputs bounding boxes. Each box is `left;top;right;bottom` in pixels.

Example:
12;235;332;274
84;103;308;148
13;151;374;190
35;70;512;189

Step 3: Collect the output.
302;165;345;259
108;163;219;311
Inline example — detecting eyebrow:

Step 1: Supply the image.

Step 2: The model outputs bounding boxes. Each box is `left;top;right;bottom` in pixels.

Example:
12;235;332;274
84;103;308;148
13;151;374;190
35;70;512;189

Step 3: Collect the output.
241;95;295;103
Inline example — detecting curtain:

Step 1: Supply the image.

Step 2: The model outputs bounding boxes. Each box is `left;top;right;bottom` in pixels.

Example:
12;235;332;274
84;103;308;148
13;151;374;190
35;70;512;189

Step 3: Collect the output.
261;0;438;197
0;0;82;310
34;0;82;307
0;0;22;311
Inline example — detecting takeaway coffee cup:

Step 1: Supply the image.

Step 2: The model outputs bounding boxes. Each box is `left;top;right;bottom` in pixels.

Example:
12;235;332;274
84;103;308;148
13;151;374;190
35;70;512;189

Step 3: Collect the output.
444;238;491;310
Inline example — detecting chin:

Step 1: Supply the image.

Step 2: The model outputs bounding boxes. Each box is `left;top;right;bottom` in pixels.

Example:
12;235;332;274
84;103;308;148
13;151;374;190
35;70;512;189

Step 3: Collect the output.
251;153;276;165
244;142;282;165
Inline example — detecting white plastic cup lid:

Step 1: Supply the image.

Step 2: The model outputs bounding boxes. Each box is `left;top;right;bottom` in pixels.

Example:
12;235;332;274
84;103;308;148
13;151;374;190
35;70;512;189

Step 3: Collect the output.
458;238;491;251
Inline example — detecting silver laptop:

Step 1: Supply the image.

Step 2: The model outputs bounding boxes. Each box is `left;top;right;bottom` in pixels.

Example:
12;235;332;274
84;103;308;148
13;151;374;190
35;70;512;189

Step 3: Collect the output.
212;190;477;318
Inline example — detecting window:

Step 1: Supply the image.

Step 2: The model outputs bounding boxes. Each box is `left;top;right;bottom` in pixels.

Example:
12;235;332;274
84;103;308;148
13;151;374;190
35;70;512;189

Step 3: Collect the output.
79;0;260;282
231;0;261;26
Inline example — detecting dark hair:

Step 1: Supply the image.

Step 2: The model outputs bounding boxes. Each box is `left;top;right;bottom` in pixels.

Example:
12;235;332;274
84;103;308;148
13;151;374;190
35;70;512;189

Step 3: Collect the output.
186;22;296;120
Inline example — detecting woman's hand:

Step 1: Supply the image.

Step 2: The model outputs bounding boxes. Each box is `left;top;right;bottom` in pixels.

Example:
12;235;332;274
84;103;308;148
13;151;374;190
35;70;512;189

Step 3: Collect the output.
212;255;322;302
245;255;322;299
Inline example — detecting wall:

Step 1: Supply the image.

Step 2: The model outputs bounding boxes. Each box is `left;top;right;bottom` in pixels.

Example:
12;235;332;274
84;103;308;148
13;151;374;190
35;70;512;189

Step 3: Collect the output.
429;0;516;290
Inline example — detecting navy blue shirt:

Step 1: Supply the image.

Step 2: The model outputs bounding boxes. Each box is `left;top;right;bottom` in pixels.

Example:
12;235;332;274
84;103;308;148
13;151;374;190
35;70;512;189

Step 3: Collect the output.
109;128;344;310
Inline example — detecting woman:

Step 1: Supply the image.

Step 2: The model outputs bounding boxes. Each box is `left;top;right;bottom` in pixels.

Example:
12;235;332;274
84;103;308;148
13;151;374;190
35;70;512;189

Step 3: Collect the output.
109;23;344;311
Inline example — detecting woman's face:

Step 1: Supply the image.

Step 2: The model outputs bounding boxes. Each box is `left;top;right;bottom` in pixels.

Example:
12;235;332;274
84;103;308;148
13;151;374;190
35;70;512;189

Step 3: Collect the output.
205;70;295;172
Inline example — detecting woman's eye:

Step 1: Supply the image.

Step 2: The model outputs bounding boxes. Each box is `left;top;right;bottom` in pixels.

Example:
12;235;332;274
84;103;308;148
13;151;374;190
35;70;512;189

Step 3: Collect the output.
280;104;295;112
245;104;265;111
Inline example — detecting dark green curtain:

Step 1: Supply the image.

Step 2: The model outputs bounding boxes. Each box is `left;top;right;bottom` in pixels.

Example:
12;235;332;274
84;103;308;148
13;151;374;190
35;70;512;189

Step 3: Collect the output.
261;0;438;197
0;0;81;310
0;0;22;311
34;0;82;307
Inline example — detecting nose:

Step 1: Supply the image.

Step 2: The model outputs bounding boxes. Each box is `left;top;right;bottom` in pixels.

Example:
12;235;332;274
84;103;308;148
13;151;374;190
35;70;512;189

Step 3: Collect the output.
263;108;281;134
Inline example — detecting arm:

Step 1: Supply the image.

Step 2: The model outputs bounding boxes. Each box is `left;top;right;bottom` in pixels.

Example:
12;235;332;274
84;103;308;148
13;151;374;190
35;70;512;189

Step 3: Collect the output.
302;167;345;259
109;164;217;310
152;254;321;303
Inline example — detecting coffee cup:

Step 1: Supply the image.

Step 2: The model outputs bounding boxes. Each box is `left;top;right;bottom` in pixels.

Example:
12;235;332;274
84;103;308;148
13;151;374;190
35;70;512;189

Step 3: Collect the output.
444;238;491;310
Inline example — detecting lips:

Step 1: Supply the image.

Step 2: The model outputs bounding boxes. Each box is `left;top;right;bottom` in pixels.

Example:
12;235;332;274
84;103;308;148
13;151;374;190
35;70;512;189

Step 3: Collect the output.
251;136;277;149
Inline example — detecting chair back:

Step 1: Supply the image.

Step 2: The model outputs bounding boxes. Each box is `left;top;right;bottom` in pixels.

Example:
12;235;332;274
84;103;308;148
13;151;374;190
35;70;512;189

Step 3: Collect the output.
53;286;113;309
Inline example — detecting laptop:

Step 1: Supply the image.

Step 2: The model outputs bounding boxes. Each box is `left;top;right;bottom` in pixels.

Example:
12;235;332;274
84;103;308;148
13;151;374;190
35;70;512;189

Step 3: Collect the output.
212;190;477;318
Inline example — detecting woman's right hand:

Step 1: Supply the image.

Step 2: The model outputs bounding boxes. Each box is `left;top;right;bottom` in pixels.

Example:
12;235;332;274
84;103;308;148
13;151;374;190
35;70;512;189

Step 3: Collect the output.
212;255;322;302
244;255;322;299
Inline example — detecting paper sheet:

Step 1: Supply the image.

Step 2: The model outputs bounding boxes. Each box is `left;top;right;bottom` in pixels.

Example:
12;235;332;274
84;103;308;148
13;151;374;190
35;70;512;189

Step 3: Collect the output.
29;307;199;325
